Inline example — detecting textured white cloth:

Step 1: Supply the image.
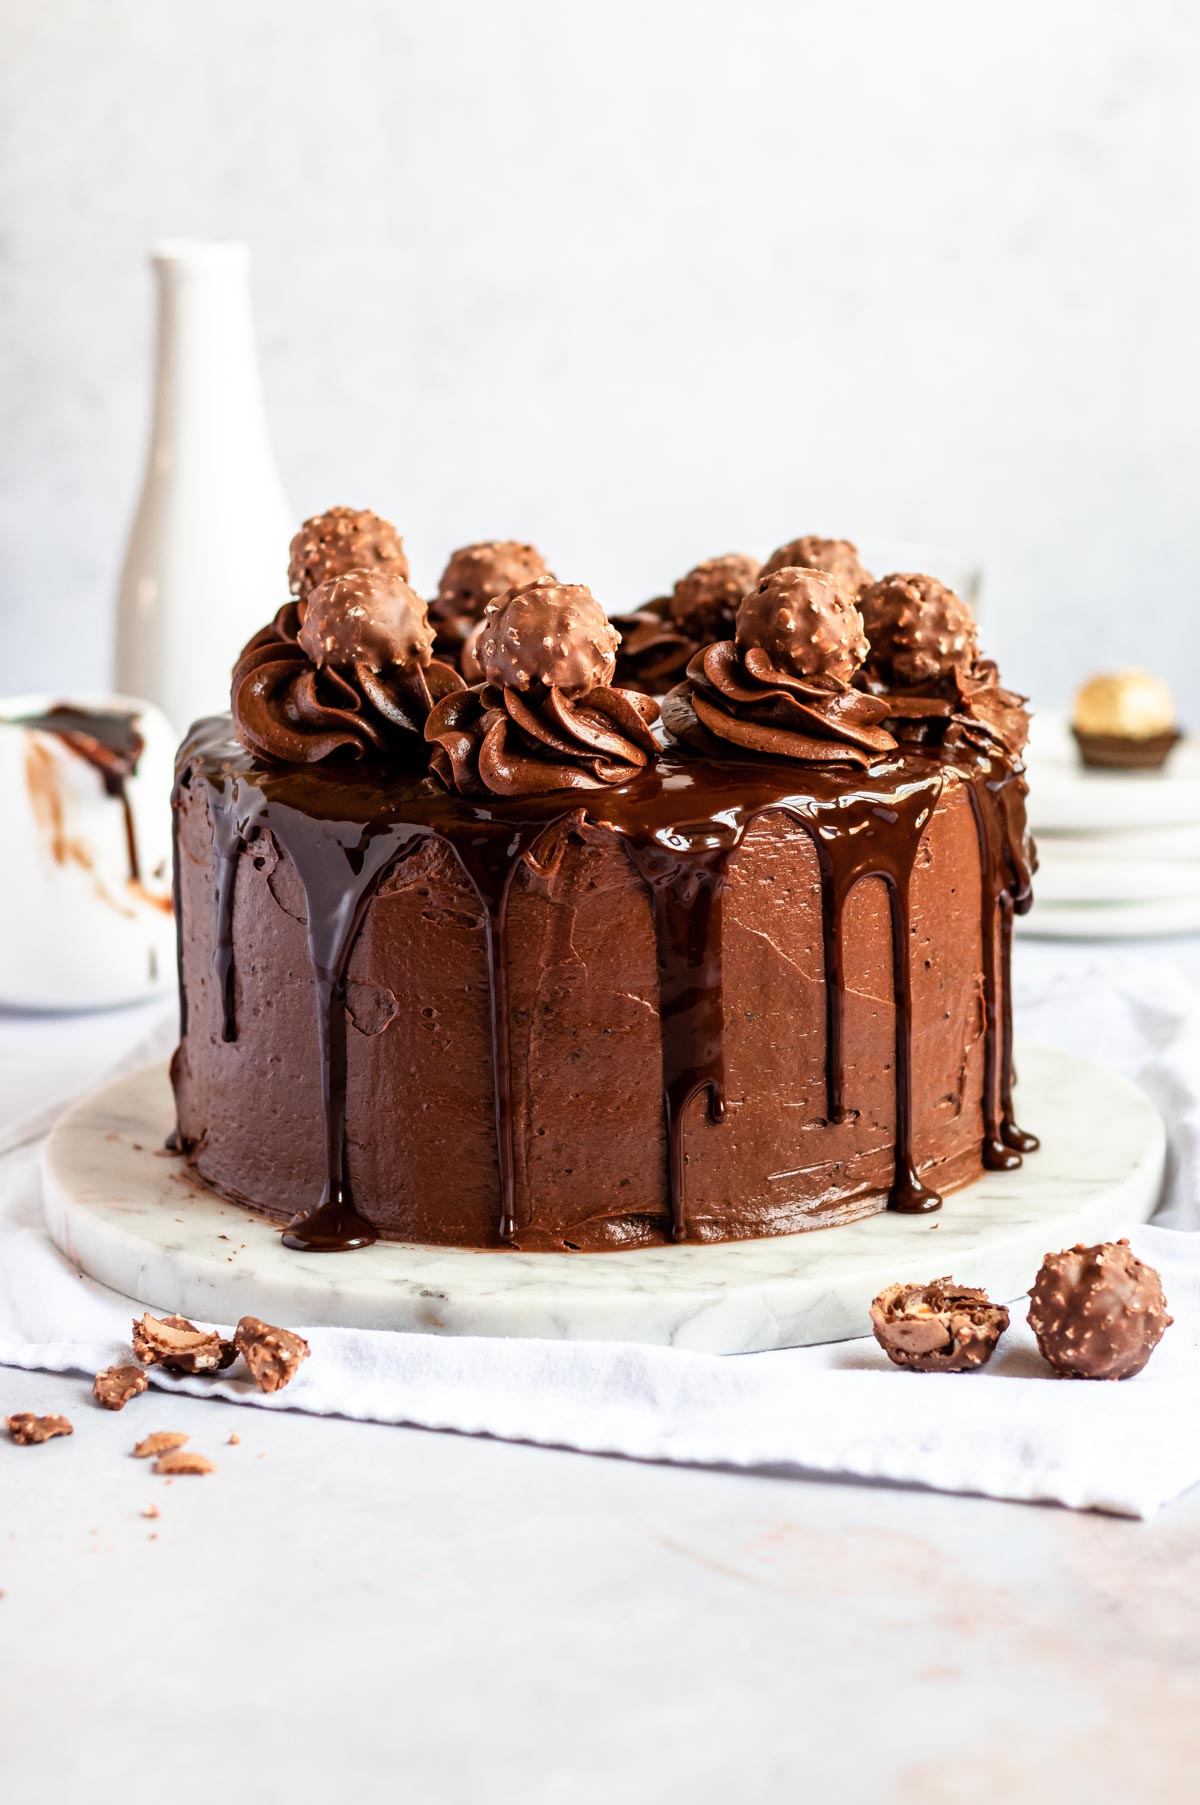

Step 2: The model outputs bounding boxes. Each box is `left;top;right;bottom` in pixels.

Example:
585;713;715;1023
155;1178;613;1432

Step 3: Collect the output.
2;953;1199;1519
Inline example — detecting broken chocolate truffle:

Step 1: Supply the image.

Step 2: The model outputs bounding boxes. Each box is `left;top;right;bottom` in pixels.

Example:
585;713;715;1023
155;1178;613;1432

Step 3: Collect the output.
131;1312;236;1375
1028;1239;1172;1380
133;1430;190;1459
288;506;409;602
870;1278;1010;1372
6;1412;74;1444
234;1316;311;1393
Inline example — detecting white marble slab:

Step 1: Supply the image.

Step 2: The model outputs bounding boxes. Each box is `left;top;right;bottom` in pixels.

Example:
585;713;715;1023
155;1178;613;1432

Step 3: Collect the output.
41;1042;1164;1353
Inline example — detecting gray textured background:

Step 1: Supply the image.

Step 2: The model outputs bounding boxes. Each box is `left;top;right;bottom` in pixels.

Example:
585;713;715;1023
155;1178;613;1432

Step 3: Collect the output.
2;0;1198;712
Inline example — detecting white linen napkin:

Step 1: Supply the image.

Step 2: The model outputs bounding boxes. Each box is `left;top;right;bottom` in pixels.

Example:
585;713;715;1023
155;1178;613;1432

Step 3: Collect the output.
1;955;1199;1519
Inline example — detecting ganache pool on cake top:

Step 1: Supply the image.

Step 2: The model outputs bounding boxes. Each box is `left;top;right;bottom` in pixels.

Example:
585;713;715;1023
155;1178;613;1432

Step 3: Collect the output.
170;513;1038;1253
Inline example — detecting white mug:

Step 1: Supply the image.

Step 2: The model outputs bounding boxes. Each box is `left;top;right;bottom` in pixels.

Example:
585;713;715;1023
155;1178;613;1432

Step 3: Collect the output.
0;693;177;1010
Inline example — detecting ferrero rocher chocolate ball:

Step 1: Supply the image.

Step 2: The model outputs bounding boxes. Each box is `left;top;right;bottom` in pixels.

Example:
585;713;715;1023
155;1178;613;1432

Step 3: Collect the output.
1070;669;1179;774
667;554;762;640
1028;1240;1172;1380
860;573;978;687
433;541;553;626
476;578;620;694
761;535;874;594
870;1278;1009;1373
735;567;868;685
288;507;410;601
298;569;435;673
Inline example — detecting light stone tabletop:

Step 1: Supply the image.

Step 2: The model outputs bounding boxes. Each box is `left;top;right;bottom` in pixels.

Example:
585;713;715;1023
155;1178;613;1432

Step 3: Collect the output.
3;937;1199;1804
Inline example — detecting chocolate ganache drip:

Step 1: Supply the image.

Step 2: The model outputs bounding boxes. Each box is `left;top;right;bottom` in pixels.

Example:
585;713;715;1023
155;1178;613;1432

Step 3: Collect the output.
860;572;1030;757
232;570;464;767
432;540;554;675
662;566;897;767
426;577;660;796
613;553;761;694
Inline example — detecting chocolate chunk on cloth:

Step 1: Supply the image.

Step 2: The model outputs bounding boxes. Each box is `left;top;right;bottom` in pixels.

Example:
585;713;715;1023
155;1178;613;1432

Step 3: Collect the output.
235;1317;311;1393
93;1364;149;1411
1028;1239;1172;1380
870;1278;1010;1372
131;1313;236;1375
6;1413;74;1444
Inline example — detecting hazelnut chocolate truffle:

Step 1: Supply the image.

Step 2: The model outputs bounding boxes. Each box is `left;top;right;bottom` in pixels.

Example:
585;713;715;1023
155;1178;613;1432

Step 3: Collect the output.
860;573;978;688
298;569;436;673
1028;1239;1172;1380
736;567;869;686
870;1278;1010;1372
434;541;553;629
667;553;762;641
1071;669;1181;771
288;506;409;602
476;577;619;694
761;535;874;594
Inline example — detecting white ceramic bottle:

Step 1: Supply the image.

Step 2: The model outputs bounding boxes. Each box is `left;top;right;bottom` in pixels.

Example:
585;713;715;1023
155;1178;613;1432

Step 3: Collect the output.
114;240;291;738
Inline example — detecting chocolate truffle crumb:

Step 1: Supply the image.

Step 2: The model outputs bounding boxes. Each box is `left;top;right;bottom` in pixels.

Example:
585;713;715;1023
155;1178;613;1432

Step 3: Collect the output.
234;1316;311;1394
476;578;619;694
288;507;409;601
93;1364;149;1411
870;1278;1009;1372
297;569;435;673
5;1412;74;1445
1028;1239;1172;1380
133;1431;190;1459
736;567;868;685
154;1449;216;1476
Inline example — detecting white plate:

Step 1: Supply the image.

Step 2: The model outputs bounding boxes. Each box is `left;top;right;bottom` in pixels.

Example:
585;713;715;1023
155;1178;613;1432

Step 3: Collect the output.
1025;711;1200;833
1018;893;1200;941
1032;853;1200;906
1036;822;1200;863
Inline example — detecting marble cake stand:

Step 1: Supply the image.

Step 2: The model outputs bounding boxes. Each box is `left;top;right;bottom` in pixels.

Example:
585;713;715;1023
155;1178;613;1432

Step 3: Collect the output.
41;1043;1164;1354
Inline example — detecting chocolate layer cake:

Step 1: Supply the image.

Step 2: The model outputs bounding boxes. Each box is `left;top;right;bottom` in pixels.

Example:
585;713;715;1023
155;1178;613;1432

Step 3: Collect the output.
171;520;1037;1253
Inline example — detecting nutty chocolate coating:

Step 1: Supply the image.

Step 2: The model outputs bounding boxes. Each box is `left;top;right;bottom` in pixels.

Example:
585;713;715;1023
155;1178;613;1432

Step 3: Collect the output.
761;536;874;593
298;569;435;673
668;553;762;640
870;1278;1010;1372
433;541;553;627
860;573;978;687
476;578;619;694
1028;1240;1172;1380
288;507;409;601
735;567;868;686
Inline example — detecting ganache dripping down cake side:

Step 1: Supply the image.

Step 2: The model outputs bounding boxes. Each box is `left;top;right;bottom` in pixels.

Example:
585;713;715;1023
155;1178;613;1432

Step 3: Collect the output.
170;514;1037;1253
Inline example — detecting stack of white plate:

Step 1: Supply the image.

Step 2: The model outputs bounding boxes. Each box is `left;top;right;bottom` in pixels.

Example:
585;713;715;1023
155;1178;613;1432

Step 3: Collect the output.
1019;711;1200;939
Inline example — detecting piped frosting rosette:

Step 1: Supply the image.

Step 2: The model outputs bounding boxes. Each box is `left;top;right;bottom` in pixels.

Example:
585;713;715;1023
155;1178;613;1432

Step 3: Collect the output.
426;577;660;796
232;570;463;766
662;566;897;767
613;553;761;694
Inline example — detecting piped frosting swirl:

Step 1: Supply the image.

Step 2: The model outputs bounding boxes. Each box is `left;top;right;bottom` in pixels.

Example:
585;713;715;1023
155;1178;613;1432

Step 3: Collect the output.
613;553;761;693
426;578;660;795
232;570;463;766
662;566;896;767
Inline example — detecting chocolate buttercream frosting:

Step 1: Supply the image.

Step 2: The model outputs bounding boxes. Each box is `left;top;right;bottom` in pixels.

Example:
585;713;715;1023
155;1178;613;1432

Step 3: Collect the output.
426;578;659;796
288;506;409;601
662;567;896;767
233;570;463;766
432;541;554;670
613;555;760;694
859;572;1030;756
761;535;874;593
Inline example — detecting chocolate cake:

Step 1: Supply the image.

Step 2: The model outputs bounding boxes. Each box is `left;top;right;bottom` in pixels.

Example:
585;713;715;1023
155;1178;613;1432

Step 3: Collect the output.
170;516;1037;1253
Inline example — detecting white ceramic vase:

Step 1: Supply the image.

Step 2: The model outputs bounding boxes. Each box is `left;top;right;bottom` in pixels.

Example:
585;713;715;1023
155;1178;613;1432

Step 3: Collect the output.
114;240;291;739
